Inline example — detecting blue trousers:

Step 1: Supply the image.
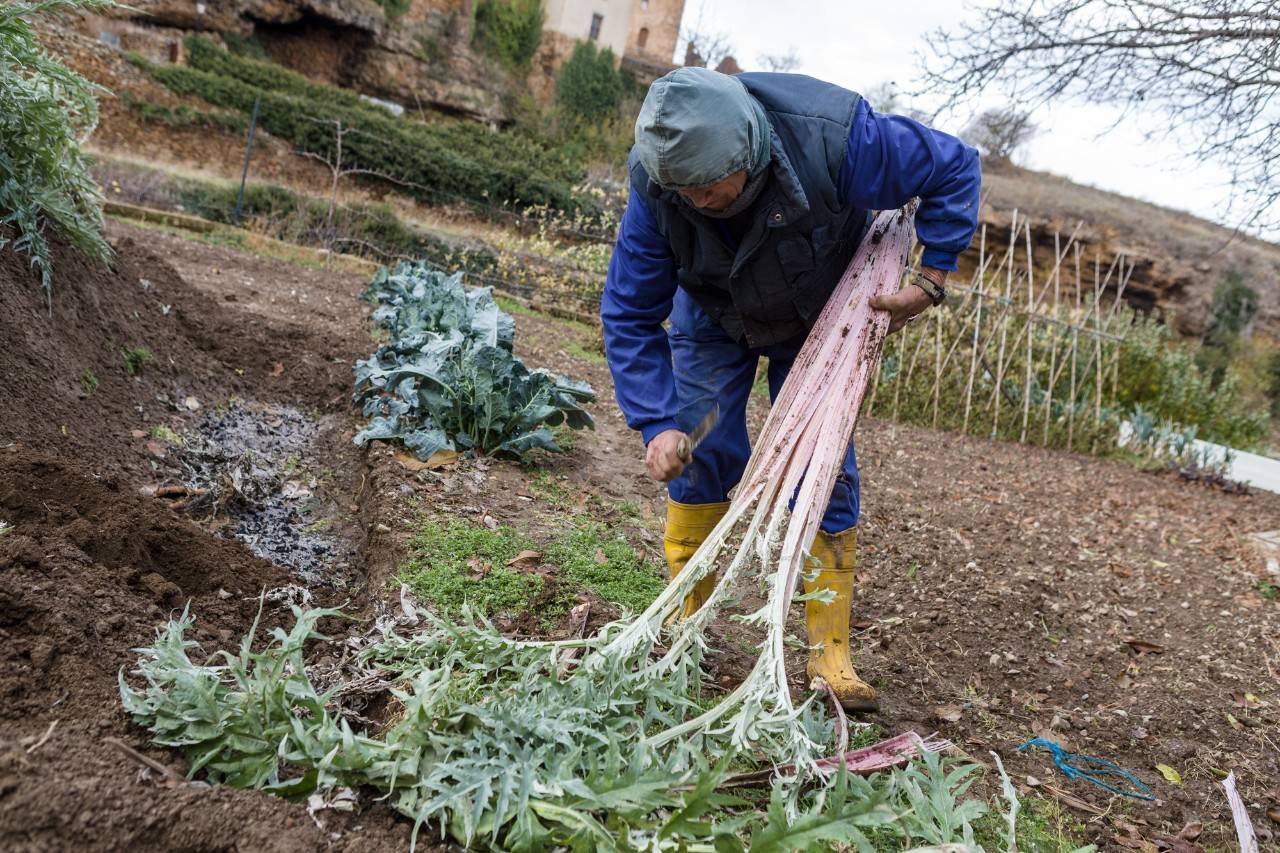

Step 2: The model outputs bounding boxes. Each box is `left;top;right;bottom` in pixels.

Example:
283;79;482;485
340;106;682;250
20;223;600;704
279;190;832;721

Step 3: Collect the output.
666;291;860;533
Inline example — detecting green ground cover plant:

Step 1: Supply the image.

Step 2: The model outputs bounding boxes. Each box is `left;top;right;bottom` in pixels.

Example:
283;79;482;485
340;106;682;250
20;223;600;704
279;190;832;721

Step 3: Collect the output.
0;0;113;306
399;518;543;617
543;518;664;614
353;261;595;460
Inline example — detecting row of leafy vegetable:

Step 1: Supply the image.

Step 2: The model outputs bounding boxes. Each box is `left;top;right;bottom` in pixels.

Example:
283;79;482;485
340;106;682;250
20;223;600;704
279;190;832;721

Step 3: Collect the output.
353;260;595;461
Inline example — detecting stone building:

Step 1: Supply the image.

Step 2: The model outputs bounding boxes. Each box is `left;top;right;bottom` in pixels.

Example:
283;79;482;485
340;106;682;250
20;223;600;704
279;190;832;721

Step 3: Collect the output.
623;0;684;69
540;0;684;69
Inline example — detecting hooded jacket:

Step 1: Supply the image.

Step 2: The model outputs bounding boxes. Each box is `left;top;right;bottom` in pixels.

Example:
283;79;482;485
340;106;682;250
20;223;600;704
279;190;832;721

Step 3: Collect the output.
602;71;981;444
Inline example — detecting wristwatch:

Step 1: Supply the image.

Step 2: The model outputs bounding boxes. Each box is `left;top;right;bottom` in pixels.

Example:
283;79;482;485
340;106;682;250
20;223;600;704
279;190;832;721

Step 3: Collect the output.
910;271;947;306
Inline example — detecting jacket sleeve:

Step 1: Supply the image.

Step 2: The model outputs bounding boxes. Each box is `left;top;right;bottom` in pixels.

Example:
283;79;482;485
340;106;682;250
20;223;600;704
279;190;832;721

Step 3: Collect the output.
837;100;982;271
600;186;682;444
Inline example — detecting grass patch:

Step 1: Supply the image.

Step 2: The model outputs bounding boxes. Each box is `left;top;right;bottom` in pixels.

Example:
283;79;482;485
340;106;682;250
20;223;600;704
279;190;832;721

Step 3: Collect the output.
121;345;153;375
398;517;542;618
80;368;99;398
752;359;770;399
529;470;569;506
494;295;533;316
550;423;579;453
399;512;664;620
1259;580;1279;601
148;423;182;445
564;339;605;364
972;793;1092;852
544;518;665;614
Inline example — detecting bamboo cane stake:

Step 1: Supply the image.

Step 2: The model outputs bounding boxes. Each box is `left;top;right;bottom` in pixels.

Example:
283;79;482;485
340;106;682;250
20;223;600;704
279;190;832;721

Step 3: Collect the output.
1067;243;1081;451
962;225;987;433
932;307;943;428
1020;221;1035;442
991;214;1017;437
1043;229;1062;445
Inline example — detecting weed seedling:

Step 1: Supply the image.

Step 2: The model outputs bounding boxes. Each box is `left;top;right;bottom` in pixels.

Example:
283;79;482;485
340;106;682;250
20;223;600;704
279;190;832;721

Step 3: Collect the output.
80;368;99;398
148;424;182;445
1259;580;1279;601
121;345;153;375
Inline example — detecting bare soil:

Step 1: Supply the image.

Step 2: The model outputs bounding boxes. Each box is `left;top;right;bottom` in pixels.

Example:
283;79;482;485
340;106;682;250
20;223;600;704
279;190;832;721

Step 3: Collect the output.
2;222;1278;852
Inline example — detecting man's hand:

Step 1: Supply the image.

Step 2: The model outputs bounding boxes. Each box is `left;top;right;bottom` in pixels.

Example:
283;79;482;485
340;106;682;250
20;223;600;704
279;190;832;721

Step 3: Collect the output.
646;428;688;482
870;267;948;333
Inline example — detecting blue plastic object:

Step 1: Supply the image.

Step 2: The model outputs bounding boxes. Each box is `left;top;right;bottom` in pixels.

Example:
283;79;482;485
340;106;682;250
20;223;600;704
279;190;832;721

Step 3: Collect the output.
1017;737;1155;801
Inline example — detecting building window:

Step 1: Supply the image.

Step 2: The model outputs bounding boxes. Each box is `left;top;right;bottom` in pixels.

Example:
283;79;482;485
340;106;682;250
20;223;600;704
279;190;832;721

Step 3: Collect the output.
589;13;603;41
637;27;649;48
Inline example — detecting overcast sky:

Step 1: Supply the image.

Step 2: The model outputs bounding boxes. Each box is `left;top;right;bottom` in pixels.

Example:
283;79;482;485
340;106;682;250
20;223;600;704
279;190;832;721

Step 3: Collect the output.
676;0;1258;239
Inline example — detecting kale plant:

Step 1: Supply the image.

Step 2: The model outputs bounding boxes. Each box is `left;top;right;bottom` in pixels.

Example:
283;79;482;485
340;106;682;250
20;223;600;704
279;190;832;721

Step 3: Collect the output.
353;262;594;460
0;0;113;308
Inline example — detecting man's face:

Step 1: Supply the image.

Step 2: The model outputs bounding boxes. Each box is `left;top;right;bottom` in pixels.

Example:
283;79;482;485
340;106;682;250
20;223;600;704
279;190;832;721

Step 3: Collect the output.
677;169;749;212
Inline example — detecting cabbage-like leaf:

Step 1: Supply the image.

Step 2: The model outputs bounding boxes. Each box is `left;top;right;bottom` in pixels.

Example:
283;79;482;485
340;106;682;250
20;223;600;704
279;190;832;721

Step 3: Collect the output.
353;260;596;459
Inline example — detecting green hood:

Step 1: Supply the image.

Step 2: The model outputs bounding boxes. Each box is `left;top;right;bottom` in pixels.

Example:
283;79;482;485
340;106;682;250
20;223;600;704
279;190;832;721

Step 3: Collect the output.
633;67;772;190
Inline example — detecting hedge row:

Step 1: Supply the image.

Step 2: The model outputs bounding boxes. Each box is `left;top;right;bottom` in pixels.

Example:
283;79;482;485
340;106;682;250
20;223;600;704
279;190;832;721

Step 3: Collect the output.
183;37;584;186
176;179;496;273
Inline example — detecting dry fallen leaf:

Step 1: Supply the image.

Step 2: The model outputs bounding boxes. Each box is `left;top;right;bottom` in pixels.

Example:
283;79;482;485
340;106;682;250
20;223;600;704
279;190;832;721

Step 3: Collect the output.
507;550;541;567
593;548;608;565
393;448;459;471
1178;822;1203;841
270;362;285;376
466;556;492;580
932;704;963;723
1266;806;1280;826
1123;637;1165;655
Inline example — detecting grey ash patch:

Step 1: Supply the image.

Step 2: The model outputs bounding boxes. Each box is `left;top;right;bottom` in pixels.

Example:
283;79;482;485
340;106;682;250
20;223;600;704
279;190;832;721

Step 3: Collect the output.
177;400;353;586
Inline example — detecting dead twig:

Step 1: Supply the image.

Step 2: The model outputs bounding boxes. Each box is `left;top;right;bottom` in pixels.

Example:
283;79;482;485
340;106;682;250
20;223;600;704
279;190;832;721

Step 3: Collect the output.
104;737;185;785
23;719;58;754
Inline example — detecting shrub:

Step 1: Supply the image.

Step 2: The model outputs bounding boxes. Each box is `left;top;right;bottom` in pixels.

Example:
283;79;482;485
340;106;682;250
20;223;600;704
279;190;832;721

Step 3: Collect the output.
119;90;247;133
1114;315;1268;448
472;0;544;72
133;39;595;220
1197;269;1259;386
0;0;113;307
556;40;624;122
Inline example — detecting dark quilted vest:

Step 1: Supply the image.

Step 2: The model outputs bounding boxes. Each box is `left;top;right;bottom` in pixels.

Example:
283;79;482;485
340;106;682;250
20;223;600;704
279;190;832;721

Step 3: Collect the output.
628;72;868;347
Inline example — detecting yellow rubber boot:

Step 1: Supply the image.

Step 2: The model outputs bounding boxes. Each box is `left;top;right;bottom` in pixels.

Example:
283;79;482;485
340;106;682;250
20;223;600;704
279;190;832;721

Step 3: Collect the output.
803;529;879;713
663;498;730;620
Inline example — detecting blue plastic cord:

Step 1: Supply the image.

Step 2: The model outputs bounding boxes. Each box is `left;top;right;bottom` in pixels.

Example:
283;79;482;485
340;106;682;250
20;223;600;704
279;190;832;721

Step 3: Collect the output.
1017;737;1155;801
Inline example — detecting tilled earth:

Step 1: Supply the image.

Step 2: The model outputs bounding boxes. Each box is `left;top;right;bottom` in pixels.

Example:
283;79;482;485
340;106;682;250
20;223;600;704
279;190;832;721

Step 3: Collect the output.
1;222;1278;851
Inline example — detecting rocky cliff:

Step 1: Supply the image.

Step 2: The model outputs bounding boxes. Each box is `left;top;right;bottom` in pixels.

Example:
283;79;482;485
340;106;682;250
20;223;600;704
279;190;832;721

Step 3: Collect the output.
87;0;513;123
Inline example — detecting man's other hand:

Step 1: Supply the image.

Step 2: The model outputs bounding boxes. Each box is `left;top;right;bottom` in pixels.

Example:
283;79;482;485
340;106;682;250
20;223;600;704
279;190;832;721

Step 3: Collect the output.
646;429;688;482
870;267;947;333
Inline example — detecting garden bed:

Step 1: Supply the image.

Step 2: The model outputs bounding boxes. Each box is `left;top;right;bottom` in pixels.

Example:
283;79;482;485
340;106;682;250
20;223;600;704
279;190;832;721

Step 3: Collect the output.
1;223;1278;850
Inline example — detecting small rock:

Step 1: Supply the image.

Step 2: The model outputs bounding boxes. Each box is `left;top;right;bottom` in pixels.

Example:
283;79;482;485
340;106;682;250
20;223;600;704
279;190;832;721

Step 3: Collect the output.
375;523;392;534
183;396;201;411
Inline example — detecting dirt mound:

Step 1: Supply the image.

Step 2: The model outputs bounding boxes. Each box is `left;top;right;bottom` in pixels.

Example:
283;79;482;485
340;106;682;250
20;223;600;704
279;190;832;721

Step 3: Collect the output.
0;454;410;851
0;232;352;482
0;234;416;849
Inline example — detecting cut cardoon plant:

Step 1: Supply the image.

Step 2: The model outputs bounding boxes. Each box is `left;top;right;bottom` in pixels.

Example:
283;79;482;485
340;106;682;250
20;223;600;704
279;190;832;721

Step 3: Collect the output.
122;207;963;851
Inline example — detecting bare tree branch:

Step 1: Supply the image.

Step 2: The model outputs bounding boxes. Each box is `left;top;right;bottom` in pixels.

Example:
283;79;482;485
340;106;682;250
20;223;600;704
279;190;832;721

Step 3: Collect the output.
918;0;1280;232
